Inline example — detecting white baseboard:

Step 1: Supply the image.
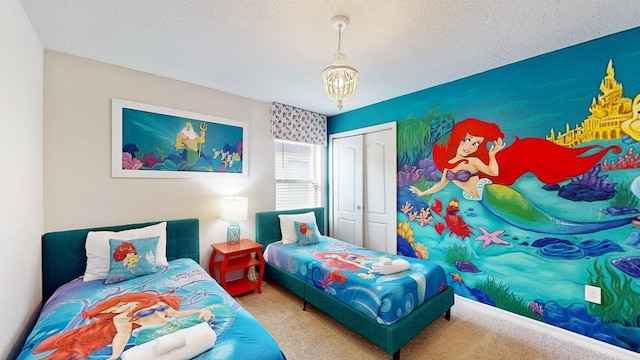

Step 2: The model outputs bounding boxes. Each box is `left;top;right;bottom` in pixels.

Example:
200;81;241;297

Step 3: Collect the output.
453;295;639;359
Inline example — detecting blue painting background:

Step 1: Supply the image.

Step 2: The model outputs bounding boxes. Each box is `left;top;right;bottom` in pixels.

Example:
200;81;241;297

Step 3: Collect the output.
121;107;244;173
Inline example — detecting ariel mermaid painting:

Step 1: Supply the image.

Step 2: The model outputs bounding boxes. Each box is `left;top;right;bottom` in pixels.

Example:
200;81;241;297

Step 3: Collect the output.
409;118;639;234
343;35;640;352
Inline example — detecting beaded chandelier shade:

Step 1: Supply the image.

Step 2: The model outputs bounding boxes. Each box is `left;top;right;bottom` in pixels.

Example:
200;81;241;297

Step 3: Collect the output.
321;15;358;111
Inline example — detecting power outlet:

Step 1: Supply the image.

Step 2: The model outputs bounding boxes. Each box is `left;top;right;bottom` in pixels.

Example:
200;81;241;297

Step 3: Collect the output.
585;285;602;304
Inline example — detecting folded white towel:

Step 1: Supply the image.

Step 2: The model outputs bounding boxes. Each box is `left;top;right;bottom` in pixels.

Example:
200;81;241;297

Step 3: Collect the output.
155;327;186;354
372;258;411;275
121;322;217;360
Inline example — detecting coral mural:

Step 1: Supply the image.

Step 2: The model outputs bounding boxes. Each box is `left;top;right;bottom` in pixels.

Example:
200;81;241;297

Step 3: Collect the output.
395;59;640;353
328;25;640;353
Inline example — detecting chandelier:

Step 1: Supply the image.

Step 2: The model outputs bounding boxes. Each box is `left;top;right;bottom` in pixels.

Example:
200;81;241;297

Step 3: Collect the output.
321;15;358;111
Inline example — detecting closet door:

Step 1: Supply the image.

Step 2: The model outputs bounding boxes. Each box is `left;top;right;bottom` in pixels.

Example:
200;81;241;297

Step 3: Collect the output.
363;129;396;253
331;135;364;246
330;123;397;253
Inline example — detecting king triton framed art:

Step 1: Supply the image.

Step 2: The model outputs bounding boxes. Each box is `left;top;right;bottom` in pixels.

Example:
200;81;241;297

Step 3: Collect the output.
111;98;248;179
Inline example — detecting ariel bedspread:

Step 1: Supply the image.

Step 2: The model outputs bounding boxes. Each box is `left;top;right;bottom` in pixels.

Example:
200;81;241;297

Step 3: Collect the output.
265;236;447;325
18;258;284;360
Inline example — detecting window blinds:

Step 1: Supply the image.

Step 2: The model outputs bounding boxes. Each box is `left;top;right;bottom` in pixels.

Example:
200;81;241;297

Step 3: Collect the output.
270;102;326;210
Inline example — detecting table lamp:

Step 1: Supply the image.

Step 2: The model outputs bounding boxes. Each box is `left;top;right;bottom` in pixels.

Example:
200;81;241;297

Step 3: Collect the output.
220;196;248;245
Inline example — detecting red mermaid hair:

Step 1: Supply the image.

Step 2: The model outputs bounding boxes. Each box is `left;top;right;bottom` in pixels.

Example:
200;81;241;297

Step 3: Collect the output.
33;292;181;359
432;118;620;185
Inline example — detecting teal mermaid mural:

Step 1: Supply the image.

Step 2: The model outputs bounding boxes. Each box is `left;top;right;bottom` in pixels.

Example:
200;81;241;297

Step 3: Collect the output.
396;59;640;353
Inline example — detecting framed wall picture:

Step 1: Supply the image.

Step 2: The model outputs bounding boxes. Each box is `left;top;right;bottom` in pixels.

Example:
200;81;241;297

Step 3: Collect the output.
111;98;248;178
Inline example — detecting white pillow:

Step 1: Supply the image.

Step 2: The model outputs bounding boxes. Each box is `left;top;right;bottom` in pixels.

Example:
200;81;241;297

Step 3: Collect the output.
278;212;317;245
83;222;168;282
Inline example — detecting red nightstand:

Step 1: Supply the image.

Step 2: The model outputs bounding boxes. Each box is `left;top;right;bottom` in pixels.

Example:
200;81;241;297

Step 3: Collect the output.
209;239;264;296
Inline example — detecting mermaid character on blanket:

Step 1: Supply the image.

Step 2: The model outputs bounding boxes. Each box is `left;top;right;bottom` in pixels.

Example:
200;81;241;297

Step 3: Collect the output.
33;292;216;360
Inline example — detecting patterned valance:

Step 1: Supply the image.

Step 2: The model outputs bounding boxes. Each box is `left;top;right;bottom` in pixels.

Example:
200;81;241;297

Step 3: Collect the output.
270;102;327;146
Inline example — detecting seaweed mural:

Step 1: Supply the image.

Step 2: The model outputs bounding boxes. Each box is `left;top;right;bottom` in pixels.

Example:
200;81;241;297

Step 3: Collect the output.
392;58;640;353
473;276;538;320
396;106;456;173
586;259;640;326
607;178;640;215
444;243;474;266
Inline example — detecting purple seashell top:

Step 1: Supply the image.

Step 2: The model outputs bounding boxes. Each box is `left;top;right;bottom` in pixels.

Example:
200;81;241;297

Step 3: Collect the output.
454;260;481;273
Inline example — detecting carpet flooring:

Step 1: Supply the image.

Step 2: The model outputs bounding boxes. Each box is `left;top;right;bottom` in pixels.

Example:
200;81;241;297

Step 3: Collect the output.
236;280;637;360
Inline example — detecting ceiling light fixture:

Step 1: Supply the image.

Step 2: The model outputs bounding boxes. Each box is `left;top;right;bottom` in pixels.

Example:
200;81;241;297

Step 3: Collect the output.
322;15;358;111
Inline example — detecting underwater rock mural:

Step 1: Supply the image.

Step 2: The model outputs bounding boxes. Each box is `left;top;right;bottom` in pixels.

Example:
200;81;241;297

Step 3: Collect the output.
391;54;640;354
331;25;640;354
612;257;640;278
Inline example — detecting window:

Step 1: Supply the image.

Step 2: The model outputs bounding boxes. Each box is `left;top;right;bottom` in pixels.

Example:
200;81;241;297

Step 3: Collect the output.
274;140;321;210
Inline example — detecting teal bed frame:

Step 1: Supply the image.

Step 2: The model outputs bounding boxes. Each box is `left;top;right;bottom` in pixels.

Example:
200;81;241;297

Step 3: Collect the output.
255;208;454;360
41;218;200;302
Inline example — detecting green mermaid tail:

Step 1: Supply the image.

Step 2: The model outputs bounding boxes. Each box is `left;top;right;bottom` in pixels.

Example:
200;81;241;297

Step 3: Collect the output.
186;148;199;164
480;184;636;234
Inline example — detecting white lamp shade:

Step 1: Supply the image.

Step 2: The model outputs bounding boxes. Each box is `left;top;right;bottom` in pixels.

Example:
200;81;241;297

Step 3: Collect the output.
220;196;248;222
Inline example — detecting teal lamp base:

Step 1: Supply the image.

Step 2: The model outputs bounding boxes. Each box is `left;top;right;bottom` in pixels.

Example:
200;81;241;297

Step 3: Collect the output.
227;222;241;245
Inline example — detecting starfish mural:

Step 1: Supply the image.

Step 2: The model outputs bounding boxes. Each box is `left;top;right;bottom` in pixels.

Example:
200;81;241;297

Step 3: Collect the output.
475;226;510;249
450;273;464;283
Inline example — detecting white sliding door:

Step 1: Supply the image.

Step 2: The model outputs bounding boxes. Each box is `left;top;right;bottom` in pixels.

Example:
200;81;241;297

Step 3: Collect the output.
331;134;363;246
330;122;397;253
363;128;396;253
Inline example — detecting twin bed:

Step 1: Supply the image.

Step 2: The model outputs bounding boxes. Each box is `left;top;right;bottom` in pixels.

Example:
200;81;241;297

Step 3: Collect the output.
18;218;284;360
255;207;455;360
19;209;453;360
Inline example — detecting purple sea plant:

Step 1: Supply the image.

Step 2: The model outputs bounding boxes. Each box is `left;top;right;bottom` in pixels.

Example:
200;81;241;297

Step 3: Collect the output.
558;165;616;201
528;301;544;316
418;158;440;182
571;165;616;192
397;164;425;187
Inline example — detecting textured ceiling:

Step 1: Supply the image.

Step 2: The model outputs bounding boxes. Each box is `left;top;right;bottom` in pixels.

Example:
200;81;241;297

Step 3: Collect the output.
19;0;640;116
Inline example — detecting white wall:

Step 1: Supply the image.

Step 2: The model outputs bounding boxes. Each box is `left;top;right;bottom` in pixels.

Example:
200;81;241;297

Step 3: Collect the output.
0;0;44;357
43;50;289;266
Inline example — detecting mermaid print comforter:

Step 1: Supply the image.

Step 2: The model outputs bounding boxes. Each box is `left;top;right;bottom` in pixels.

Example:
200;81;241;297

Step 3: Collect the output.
18;258;284;360
265;236;447;325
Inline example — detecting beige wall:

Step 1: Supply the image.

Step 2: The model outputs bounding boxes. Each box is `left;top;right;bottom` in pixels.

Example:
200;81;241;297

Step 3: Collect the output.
43;51;280;267
1;0;43;357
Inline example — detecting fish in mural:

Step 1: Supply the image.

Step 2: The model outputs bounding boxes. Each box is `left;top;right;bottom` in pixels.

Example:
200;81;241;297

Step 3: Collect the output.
409;118;638;234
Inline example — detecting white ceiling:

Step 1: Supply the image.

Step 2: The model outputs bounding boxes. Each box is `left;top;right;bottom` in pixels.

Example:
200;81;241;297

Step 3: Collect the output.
19;0;640;116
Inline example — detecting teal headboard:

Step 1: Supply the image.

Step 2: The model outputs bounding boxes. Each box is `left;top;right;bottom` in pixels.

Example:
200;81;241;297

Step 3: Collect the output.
41;218;200;302
255;207;325;247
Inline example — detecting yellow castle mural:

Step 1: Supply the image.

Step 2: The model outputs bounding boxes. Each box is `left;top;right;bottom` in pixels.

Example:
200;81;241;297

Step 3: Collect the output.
547;59;640;146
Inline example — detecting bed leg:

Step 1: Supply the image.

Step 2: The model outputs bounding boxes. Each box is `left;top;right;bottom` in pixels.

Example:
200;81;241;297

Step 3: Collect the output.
392;349;400;360
303;301;307;311
444;309;451;321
